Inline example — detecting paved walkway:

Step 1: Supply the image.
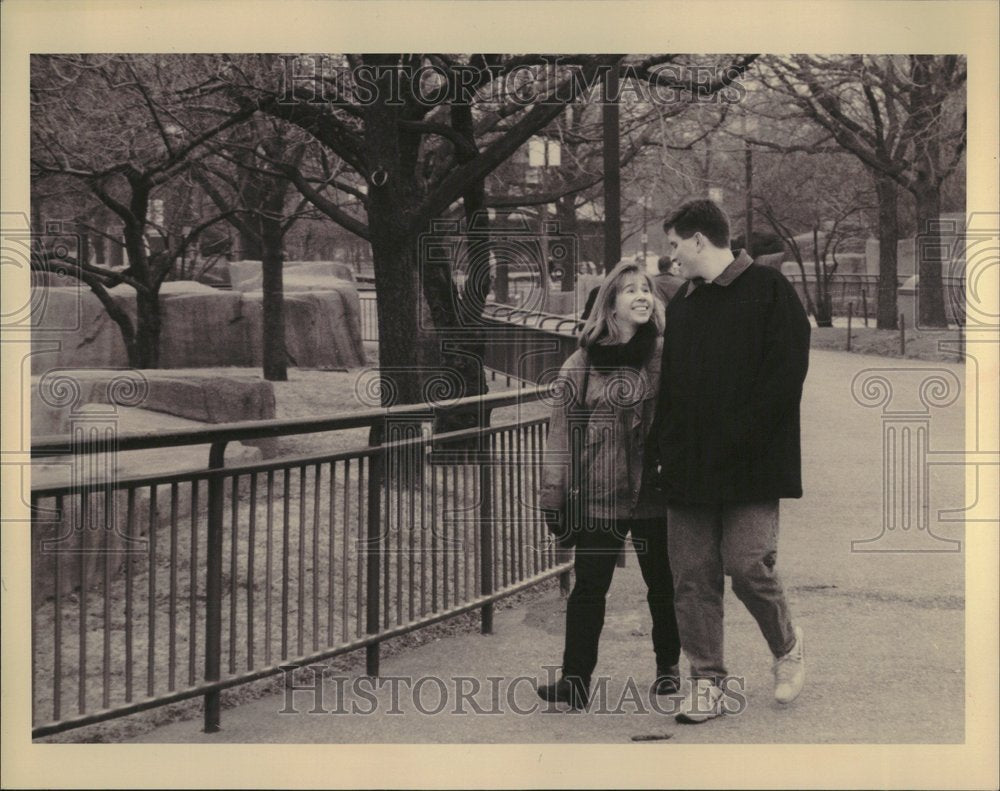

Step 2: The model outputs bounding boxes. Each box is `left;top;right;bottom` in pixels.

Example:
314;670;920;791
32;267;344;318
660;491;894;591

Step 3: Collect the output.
129;351;968;745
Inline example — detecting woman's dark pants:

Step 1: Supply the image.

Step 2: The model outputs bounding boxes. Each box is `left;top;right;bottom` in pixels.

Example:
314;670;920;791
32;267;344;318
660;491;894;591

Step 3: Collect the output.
561;517;681;688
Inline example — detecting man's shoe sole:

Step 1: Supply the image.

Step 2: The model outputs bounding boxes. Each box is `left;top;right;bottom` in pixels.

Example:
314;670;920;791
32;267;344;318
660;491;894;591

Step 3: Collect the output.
675;710;723;724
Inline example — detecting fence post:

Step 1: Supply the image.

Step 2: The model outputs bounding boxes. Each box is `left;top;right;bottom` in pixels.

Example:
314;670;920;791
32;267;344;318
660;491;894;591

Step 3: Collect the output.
203;440;228;733
365;422;384;677
861;288;869;328
480;431;494;634
899;313;906;357
846;302;853;352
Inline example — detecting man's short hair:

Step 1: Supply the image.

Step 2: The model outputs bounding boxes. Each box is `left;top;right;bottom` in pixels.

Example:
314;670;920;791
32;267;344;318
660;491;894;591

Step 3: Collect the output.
663;199;731;249
657;255;673;273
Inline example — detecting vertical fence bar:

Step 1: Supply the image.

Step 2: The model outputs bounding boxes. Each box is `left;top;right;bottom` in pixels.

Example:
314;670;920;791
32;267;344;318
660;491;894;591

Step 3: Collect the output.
463;462;472;601
342;460;351;643
431;458;438;613
52;496;63;721
203;441;227;733
356;458;364;639
78;495;88;714
168;483;178;691
328;462;337;647
189;480;199;688
409;444;417;622
847;302;853;352
265;471;274;667
900;313;906;356
247;474;257;671
862;288;869;327
480;432;494;634
124;487;136;703
281;468;290;660
102;488;112;710
450;463;459;607
395;438;403;626
420;444;427;617
383;441;392;629
366;430;385;676
312;464;321;653
499;431;509;590
147;486;157;698
530;424;540;576
298;465;306;658
442;461;449;610
229;476;238;675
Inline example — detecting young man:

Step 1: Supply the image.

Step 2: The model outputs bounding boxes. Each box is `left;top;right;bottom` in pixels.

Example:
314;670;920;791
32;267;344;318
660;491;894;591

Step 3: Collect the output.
652;255;686;307
649;199;811;723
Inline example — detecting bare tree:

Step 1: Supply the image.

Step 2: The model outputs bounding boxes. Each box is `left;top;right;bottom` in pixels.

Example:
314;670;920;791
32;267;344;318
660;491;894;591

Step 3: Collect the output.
750;148;873;326
221;53;756;410
758;55;966;328
30;54;255;366
195;113;325;381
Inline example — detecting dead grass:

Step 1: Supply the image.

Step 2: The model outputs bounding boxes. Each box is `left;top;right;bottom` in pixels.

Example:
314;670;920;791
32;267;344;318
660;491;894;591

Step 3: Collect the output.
809;326;967;363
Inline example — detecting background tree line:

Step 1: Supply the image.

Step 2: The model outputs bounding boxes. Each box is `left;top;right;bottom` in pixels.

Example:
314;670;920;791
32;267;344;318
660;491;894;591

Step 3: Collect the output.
31;53;965;399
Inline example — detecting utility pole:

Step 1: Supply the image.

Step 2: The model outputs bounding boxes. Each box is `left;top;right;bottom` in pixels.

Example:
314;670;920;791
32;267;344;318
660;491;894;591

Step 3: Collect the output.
602;65;621;274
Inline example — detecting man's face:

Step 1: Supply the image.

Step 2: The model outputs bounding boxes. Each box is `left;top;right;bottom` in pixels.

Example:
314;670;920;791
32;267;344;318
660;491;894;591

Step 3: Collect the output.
665;228;701;280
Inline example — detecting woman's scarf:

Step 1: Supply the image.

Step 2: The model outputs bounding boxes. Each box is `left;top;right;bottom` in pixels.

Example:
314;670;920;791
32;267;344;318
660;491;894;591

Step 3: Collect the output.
584;319;657;372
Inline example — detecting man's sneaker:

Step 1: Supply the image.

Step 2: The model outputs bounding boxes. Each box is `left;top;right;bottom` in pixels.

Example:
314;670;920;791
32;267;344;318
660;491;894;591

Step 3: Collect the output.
536;676;589;710
773;625;805;704
651;664;681;696
675;678;727;724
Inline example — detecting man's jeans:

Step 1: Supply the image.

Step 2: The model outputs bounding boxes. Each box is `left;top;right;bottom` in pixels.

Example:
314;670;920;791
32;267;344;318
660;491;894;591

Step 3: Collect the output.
666;500;796;682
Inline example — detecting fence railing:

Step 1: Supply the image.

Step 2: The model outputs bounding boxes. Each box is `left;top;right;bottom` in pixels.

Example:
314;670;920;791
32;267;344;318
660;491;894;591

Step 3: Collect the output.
358;294;581;388
30;386;568;738
782;272;966;319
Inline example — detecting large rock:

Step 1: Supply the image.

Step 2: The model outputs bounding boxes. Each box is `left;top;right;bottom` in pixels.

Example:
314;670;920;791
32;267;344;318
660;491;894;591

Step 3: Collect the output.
159;288;253;368
31;279;364;373
31;369;278;457
31;405;264;609
31;287;129;372
228;259;356;291
240;287;364;369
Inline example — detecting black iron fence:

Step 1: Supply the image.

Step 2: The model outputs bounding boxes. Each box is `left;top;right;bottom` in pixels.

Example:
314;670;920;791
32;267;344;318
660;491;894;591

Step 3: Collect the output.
782;273;966;319
30;388;568;738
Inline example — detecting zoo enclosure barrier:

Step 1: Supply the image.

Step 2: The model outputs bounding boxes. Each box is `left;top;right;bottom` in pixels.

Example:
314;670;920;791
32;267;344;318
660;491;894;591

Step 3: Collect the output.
781;273;966;320
30;385;570;738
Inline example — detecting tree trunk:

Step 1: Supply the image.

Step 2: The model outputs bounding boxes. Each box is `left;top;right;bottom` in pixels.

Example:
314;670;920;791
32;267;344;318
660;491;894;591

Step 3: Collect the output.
874;172;899;329
812;227;832;327
362;57;448;409
260;217;287;381
121;218;163;368
371;238;426;407
913;183;948;327
133;288;162;368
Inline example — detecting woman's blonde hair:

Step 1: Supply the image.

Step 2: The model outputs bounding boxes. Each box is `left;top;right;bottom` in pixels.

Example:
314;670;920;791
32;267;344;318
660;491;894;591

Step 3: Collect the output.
579;260;664;348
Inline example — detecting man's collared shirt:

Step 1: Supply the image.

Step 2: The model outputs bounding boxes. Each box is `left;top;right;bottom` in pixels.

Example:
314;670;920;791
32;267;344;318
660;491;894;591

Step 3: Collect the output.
684;249;753;297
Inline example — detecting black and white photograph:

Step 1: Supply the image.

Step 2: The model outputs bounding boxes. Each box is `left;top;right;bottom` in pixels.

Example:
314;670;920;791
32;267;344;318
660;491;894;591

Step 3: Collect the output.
2;1;997;789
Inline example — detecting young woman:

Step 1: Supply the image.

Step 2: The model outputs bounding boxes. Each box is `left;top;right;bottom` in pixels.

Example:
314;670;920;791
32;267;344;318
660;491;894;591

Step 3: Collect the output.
537;260;681;710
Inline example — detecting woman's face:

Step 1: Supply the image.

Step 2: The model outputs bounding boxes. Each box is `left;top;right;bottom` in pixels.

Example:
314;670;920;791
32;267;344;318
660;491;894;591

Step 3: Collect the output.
612;272;653;331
